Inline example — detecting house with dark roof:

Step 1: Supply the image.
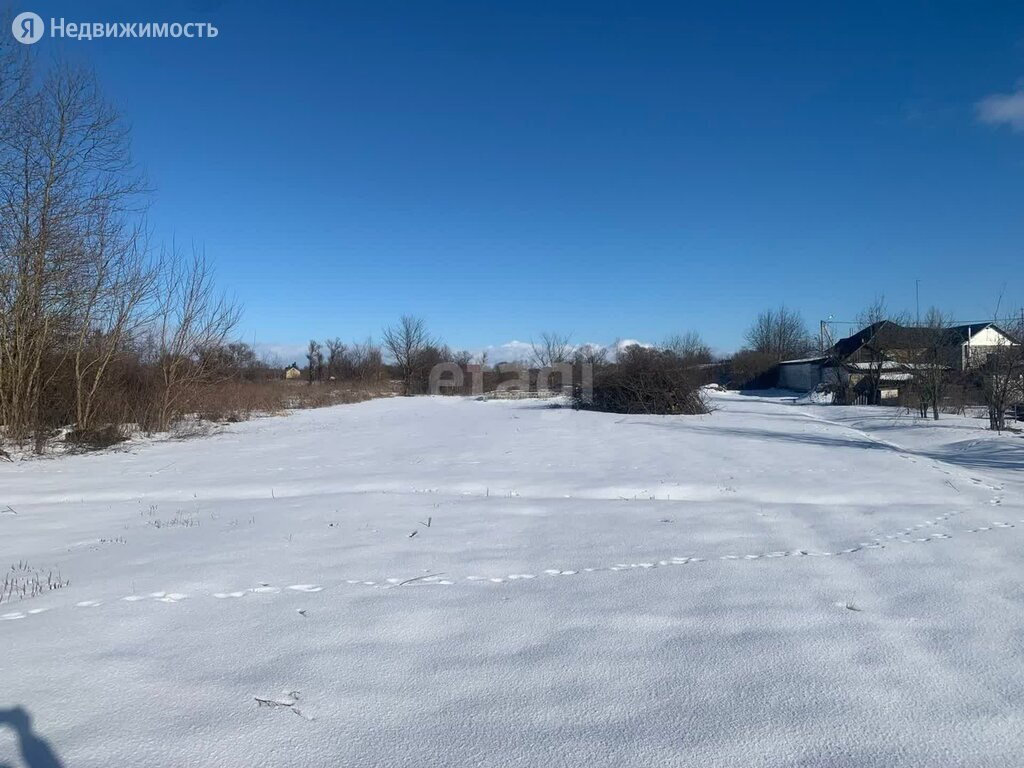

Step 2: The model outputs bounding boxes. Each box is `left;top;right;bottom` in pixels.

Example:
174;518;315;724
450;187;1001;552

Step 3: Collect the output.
829;321;1018;371
775;321;1019;401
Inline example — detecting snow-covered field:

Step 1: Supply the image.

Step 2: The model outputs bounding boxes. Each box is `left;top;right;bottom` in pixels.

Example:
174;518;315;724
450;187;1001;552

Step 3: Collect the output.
2;392;1023;767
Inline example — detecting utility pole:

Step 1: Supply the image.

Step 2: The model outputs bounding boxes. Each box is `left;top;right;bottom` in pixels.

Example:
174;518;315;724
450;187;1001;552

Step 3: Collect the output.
915;279;920;326
819;318;834;355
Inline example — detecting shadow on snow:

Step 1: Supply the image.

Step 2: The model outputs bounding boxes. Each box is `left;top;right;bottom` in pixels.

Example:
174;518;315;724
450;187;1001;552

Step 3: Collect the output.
0;707;64;768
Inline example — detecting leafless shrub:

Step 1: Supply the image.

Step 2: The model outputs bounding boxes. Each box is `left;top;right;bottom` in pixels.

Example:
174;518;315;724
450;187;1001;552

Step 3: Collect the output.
976;316;1024;432
65;424;126;449
1;561;69;604
186;379;394;423
144;506;199;528
574;345;708;415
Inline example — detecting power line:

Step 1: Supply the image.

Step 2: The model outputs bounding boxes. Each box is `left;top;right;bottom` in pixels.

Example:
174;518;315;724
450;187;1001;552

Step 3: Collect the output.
822;318;1018;327
915;279;920;326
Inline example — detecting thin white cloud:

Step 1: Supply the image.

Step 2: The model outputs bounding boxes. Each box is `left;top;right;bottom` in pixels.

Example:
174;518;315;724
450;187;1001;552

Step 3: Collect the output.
254;343;307;365
976;86;1024;132
478;338;655;364
614;338;652;351
480;340;534;363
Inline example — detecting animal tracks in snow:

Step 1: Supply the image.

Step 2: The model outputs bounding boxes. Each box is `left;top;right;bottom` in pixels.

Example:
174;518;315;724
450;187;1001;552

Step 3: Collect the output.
71;584;324;611
0;608;46;621
211;583;325;598
4;512;1021;624
117;591;188;604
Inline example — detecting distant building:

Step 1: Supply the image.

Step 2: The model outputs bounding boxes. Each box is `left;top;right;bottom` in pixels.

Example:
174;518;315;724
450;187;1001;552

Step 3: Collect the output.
284;363;301;380
775;321;1019;401
828;321;1018;372
775;356;832;392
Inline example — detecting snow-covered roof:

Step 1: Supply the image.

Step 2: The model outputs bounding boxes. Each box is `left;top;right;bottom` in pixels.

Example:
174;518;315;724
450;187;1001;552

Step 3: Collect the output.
876;372;915;381
846;361;937;371
778;356;829;365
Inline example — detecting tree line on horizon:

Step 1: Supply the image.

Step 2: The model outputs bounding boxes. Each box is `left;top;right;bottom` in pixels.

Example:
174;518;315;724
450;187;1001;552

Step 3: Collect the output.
1;43;1020;454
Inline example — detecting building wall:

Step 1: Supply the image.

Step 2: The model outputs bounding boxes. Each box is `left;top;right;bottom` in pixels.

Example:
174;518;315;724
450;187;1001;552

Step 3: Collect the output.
847;347;922;366
963;328;1018;369
777;362;824;392
969;327;1015;346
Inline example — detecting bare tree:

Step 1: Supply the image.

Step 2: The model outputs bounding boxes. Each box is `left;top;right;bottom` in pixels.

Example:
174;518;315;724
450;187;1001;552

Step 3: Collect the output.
0;57;147;443
414;342;453;392
664;331;712;364
980;315;1024;432
0;45;252;445
744;307;813;361
852;297;911;406
857;296;898;328
305;340;323;385
348;338;384;384
531;332;572;367
324;337;346;379
152;248;241;431
914;307;954;420
70;220;158;431
450;349;473;368
382;316;433;395
573;343;608;367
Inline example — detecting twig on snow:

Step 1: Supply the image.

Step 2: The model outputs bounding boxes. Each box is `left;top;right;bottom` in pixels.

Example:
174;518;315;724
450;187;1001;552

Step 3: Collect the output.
395;572;446;587
255;691;313;720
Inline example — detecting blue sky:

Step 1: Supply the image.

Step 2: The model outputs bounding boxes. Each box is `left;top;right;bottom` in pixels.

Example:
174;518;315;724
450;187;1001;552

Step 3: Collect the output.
16;0;1024;359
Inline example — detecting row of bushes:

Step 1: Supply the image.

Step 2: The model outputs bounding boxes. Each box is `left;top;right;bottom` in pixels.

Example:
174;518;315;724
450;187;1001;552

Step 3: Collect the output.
21;346;394;452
